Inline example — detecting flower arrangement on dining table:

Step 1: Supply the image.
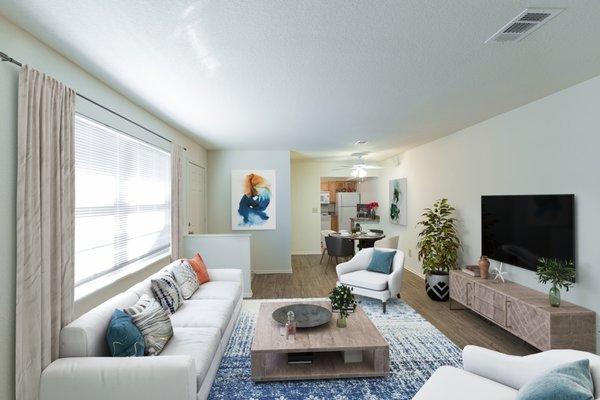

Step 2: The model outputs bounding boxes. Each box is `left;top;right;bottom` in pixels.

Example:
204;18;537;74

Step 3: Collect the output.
368;201;379;217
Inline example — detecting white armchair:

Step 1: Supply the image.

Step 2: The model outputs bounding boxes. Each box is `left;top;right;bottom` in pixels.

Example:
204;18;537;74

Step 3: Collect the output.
413;345;600;400
335;247;404;313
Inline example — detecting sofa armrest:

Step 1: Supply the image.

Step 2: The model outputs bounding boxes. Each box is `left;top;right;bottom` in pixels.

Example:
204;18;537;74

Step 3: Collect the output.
387;267;403;297
208;268;242;282
386;250;405;297
40;356;196;400
463;345;599;391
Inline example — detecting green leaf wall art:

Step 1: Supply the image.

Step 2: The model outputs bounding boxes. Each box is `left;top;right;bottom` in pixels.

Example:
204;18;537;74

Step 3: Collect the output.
389;178;407;225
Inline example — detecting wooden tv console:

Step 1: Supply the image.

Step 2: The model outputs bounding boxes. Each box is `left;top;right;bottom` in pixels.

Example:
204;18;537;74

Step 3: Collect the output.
449;270;596;352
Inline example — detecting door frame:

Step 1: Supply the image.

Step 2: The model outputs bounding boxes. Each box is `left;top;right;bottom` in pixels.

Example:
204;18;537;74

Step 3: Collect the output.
186;160;207;234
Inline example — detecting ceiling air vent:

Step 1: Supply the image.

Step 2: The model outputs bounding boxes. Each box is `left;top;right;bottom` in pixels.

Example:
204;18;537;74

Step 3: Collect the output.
485;8;564;43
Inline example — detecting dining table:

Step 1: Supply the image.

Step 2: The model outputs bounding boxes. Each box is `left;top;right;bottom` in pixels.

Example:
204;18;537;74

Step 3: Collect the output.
330;231;386;251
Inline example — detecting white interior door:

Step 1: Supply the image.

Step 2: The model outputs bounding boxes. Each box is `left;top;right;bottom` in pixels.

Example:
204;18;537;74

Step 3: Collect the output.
187;162;206;234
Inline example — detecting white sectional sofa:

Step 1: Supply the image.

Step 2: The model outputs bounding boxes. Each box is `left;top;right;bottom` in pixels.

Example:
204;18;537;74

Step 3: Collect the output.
413;345;600;400
40;261;243;400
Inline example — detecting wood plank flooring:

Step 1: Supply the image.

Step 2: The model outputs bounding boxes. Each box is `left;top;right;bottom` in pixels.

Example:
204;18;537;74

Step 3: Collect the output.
252;254;537;356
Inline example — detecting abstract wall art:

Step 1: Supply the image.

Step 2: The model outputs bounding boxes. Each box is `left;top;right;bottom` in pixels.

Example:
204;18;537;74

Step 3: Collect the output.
389;178;407;226
231;170;276;230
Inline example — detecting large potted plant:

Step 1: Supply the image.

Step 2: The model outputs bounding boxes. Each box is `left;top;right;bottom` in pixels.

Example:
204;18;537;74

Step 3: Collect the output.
536;258;575;307
416;198;460;301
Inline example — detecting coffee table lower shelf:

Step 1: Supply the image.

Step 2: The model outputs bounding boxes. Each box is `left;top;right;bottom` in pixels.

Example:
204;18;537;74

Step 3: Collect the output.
251;349;389;382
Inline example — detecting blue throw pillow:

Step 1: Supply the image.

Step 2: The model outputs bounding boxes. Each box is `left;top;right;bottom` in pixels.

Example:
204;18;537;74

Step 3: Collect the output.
366;249;396;274
106;309;145;357
516;359;594;400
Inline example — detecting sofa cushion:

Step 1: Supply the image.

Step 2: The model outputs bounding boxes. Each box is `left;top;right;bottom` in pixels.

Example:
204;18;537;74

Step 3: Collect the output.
161;327;220;389
413;366;518;400
339;270;389;291
188;281;242;302
60;292;139;357
169;299;234;334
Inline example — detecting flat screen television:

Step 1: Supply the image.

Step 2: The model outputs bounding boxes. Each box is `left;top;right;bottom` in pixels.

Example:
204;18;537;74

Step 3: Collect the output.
481;195;575;272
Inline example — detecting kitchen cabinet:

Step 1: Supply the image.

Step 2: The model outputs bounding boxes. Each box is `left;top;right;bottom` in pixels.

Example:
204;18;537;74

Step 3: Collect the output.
321;181;357;204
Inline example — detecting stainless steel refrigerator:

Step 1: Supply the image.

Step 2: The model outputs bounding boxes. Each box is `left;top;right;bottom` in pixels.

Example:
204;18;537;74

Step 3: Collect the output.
336;192;360;231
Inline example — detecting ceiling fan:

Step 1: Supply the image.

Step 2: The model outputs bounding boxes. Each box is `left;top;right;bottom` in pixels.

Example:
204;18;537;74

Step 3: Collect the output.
333;152;383;178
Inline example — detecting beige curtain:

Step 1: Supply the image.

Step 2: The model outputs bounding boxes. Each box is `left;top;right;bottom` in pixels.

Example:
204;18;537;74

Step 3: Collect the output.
15;66;76;400
171;143;185;260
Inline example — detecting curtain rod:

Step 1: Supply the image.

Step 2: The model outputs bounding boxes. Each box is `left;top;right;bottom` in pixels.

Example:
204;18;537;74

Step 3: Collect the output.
0;50;187;151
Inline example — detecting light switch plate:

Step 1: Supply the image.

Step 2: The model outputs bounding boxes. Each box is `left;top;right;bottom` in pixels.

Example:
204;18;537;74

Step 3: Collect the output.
312;207;319;213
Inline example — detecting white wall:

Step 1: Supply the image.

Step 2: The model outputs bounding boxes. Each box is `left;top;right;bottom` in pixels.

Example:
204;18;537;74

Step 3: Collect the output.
291;161;351;254
0;15;207;399
357;177;379;204
207;150;292;273
372;74;600;348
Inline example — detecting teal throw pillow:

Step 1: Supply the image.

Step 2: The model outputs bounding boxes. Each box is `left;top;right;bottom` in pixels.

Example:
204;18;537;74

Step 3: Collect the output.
516;359;594;400
106;309;145;357
366;249;396;274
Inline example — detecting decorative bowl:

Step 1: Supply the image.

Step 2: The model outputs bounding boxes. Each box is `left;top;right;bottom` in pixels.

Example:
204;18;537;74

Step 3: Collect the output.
272;304;332;328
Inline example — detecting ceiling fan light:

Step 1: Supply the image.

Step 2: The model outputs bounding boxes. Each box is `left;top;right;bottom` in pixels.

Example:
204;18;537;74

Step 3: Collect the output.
351;169;359;178
357;168;367;178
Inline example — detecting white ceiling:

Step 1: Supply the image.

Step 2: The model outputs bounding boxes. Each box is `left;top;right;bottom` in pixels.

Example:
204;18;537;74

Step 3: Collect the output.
2;0;600;161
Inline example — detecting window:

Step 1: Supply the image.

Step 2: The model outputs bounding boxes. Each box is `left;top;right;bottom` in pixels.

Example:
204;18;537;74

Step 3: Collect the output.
74;115;171;286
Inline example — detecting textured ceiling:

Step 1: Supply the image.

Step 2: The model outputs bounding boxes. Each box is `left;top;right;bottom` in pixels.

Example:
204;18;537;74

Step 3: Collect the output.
2;0;600;161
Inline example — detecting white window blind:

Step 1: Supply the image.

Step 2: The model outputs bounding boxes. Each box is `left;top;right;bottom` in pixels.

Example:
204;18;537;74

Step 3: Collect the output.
74;115;171;286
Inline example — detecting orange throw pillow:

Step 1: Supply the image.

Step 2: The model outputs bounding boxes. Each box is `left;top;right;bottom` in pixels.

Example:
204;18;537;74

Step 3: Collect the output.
188;253;210;284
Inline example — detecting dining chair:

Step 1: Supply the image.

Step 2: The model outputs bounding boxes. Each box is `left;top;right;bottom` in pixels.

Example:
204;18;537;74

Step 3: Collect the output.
320;230;335;264
324;235;354;266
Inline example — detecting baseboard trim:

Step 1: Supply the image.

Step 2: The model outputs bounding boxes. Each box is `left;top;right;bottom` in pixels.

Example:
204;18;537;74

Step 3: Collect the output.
405;266;424;280
252;267;293;274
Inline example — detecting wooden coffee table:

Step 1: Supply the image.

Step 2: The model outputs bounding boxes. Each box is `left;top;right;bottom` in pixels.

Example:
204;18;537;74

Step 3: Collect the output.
251;300;389;382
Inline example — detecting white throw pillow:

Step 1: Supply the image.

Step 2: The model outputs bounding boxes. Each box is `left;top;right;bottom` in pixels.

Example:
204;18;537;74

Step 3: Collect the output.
172;260;200;299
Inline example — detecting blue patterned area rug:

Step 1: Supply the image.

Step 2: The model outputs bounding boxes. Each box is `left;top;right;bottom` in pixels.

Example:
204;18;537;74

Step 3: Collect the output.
209;297;462;400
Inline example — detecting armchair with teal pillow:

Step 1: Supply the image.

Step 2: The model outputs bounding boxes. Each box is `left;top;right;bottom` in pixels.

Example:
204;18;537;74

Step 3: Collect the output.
336;247;405;313
106;309;145;357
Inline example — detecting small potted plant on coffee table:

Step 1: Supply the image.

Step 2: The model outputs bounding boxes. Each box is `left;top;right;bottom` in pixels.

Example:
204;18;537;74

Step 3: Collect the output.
329;284;357;328
536;258;575;307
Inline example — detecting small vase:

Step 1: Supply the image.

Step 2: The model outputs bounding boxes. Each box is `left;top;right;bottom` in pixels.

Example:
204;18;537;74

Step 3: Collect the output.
549;285;561;307
337;315;347;328
479;256;490;279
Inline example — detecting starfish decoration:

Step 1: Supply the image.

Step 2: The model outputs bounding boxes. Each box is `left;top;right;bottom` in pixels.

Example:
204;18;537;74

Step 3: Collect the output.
492;262;508;283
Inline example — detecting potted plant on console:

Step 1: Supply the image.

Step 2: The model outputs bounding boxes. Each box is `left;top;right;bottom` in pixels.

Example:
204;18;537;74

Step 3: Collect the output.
416;198;460;301
536;258;575;307
329;284;357;328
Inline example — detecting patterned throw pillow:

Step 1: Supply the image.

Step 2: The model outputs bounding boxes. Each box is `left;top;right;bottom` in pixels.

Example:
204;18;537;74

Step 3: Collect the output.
172;260;199;299
151;272;183;314
124;294;173;356
187;253;210;284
